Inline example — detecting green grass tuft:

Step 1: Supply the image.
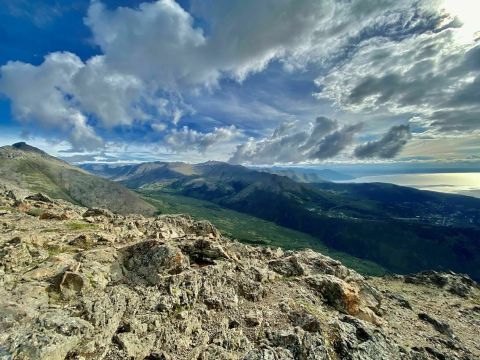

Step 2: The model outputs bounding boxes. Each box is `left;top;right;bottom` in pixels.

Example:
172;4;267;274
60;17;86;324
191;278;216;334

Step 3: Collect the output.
26;208;44;217
66;221;97;231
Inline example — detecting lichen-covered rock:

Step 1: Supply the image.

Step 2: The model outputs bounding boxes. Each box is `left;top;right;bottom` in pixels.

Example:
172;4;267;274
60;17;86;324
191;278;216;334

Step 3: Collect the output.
330;316;404;360
121;241;190;284
25;193;53;203
268;255;305;277
306;274;361;315
0;186;479;360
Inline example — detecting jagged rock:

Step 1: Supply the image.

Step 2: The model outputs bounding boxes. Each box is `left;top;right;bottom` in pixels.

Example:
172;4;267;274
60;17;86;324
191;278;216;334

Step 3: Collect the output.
57;271;88;300
197;344;237;359
0;238;33;271
168;271;202;307
288;309;322;333
238;275;266;301
144;352;170;360
405;271;476;297
296;249;353;279
0;209;11;216
185;238;232;265
83;208;114;219
265;328;330;359
69;234;94;248
0;185;479;360
385;291;412;310
268;255;305;277
191;220;221;239
122;240;190;284
241;346;285;360
418;313;454;338
306;274;360;315
331;316;404;360
39;211;69;220
114;331;156;359
245;312;262;327
25;193;53;203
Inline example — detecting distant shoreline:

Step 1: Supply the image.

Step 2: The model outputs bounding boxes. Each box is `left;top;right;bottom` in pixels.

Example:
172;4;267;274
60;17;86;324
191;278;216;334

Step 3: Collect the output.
336;172;480;199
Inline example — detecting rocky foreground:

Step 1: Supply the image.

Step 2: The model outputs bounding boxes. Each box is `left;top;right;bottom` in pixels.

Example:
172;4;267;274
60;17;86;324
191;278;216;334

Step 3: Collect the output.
0;186;479;360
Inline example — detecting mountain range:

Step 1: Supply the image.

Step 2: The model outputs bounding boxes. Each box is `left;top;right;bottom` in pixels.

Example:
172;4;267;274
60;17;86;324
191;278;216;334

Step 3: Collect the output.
80;159;480;280
1;143;479;280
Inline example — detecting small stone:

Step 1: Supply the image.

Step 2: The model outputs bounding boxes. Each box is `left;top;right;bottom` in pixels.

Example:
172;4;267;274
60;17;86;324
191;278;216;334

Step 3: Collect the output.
245;312;261;327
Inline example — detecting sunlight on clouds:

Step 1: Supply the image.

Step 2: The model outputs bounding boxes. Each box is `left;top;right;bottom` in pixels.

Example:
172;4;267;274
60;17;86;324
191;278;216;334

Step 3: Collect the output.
442;0;480;44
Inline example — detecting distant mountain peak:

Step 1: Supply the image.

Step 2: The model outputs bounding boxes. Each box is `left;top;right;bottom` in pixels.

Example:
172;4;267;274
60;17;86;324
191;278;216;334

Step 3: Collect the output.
200;160;226;165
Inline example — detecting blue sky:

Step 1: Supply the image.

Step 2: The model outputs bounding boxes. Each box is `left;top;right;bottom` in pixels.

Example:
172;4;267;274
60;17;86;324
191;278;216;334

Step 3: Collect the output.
0;0;479;165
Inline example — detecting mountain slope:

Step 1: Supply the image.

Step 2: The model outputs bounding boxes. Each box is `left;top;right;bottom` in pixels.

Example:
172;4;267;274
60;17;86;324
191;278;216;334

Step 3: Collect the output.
0;143;155;215
83;161;480;280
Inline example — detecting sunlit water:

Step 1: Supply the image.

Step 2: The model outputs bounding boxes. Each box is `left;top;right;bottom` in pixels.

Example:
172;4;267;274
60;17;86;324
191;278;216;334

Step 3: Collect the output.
337;173;480;198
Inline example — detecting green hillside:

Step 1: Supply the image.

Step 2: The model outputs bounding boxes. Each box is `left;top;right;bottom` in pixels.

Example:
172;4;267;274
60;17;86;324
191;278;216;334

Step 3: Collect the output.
140;188;387;276
83;160;480;280
0;143;155;215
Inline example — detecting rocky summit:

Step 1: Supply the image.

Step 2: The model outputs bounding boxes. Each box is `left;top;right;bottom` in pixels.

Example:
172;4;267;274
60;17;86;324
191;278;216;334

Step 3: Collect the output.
0;185;479;360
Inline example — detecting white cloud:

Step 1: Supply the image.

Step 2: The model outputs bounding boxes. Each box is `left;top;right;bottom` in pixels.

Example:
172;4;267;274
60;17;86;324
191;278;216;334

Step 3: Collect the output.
0;0;477;160
165;125;242;153
72;56;147;127
315;29;480;134
85;0;212;89
0;52;102;151
229;116;363;164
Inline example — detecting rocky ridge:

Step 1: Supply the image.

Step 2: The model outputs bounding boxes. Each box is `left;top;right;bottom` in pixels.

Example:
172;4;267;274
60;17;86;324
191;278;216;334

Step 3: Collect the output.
0;185;479;359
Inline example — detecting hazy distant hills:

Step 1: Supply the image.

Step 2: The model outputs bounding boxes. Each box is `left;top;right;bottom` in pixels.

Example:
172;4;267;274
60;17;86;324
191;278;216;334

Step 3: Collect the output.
259;167;355;182
0;143;155;215
82;160;480;280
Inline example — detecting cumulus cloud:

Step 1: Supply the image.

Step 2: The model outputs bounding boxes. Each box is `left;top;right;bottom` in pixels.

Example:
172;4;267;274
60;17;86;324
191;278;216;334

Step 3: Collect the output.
0;0;424;151
0;52;103;151
354;125;411;159
229;116;363;164
85;0;211;89
165;125;242;153
0;0;477;159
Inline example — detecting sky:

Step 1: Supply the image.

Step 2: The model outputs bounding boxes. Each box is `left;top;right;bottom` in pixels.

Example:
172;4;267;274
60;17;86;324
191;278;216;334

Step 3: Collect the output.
0;0;479;166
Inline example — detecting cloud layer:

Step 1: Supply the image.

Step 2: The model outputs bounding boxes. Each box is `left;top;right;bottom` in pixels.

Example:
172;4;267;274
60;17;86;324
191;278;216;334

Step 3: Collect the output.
229;117;365;164
0;0;478;163
315;30;480;135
